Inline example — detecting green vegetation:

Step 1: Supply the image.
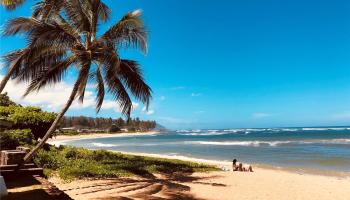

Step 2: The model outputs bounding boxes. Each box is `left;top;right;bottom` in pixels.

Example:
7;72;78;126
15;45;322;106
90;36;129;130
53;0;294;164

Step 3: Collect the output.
1;0;152;163
0;92;16;107
59;116;157;132
34;146;219;181
0;129;35;150
0;93;56;139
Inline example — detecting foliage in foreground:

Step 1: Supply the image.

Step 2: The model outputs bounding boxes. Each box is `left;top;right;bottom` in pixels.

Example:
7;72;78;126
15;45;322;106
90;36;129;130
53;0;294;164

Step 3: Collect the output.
34;146;219;180
0;129;35;150
0;104;56;139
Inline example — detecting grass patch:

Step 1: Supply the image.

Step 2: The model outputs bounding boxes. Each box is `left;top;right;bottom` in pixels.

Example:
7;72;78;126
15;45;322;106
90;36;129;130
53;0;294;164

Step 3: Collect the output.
34;146;219;181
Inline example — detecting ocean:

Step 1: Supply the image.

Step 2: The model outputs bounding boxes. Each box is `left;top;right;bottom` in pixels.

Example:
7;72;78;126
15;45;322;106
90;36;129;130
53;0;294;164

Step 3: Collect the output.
61;127;350;173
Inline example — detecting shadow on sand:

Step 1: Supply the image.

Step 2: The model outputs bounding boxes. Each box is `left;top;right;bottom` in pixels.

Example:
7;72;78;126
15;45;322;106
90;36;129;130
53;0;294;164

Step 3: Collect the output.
59;172;226;200
3;175;72;200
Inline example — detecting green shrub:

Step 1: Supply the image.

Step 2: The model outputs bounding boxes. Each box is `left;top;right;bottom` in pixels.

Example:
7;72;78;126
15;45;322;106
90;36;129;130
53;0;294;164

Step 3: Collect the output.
0;129;35;150
34;147;64;170
0;105;56;139
0;92;16;107
34;145;219;181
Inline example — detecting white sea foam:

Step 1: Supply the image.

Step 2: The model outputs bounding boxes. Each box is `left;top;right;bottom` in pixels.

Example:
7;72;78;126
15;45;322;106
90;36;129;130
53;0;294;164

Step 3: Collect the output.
176;130;191;133
186;141;292;147
302;127;350;131
179;132;229;136
92;142;118;147
185;139;350;147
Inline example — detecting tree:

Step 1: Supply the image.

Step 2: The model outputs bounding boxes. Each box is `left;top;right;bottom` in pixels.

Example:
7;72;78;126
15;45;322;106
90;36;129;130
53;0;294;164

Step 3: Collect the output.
0;105;56;139
0;92;16;106
2;0;152;163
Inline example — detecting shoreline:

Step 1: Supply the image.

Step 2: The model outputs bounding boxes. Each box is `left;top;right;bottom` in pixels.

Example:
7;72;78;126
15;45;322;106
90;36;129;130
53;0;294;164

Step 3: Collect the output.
47;134;350;199
48;131;161;145
47;133;350;179
109;150;350;178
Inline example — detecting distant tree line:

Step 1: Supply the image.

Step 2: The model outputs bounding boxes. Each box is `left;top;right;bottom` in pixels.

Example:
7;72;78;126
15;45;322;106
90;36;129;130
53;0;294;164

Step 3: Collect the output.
59;116;157;132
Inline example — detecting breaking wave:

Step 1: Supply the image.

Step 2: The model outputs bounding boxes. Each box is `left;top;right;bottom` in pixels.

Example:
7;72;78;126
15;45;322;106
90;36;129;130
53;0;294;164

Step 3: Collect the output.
92;143;118;147
186;139;350;147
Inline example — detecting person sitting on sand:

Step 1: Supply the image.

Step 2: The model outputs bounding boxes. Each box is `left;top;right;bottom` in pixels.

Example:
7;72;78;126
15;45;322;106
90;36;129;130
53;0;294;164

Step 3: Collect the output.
242;163;253;172
232;159;243;171
233;159;253;172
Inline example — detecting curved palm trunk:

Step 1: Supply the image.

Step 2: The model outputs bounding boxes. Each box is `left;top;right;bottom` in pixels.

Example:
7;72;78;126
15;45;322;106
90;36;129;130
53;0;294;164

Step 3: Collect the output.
0;68;14;94
23;80;80;163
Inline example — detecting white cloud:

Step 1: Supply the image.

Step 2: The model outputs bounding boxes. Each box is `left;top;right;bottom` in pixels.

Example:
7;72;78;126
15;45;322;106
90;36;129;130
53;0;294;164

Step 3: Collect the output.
191;93;202;97
142;106;154;115
1;75;140;113
101;101;139;112
2;75;76;111
252;113;271;119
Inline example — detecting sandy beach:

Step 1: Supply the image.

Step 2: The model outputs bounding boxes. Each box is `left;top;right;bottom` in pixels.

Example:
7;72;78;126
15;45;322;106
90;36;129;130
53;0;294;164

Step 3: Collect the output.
47;134;350;200
49;167;350;200
48;131;160;145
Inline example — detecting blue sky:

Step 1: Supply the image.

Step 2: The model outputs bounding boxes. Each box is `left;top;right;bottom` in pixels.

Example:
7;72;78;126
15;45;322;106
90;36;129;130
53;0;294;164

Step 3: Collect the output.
1;0;350;129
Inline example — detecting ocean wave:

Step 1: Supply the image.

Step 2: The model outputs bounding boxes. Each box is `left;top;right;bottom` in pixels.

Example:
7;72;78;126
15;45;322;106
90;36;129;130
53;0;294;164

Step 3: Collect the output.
302;127;350;131
179;132;229;136
92;142;118;147
176;130;191;133
186;139;350;147
186;141;291;147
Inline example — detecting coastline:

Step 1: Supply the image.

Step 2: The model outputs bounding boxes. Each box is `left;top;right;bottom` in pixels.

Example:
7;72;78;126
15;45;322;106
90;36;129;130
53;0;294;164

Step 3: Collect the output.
48;134;350;178
48;131;161;146
47;134;350;200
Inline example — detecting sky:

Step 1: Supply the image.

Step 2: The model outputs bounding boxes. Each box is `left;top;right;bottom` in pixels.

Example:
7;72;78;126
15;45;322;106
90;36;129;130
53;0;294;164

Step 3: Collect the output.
1;0;350;129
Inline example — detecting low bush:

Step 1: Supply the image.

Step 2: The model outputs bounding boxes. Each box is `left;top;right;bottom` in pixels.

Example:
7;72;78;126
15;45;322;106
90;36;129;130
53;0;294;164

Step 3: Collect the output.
0;105;56;139
0;129;35;150
34;146;219;181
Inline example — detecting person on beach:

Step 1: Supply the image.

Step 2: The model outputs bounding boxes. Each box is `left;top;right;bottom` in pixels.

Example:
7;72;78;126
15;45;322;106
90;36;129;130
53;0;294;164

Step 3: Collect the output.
232;159;253;172
232;159;243;171
242;164;253;172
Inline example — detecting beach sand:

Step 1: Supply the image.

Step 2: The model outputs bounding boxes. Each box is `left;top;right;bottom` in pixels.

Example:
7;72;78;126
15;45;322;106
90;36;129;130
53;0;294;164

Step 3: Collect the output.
48;131;160;145
49;168;350;200
48;134;350;200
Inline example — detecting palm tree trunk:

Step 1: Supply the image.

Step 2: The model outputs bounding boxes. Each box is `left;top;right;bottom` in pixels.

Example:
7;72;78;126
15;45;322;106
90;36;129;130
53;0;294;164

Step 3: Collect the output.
23;80;80;163
0;69;13;94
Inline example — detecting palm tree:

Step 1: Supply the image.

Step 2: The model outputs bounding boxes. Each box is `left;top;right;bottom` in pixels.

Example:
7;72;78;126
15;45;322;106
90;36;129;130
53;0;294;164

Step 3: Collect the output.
2;0;151;163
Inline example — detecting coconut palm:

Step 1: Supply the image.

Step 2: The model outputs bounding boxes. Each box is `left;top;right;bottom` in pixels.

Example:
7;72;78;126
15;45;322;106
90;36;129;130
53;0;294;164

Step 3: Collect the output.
2;0;151;163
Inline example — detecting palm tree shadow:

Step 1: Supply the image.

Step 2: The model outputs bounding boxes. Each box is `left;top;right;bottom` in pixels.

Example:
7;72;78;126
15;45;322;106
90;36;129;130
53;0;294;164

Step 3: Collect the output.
73;172;226;200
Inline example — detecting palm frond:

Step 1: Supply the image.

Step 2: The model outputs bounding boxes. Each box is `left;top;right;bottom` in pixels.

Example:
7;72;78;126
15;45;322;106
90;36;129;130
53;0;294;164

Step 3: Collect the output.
32;0;64;21
118;59;152;108
24;55;76;96
3;17;43;36
76;61;91;103
17;47;68;82
63;0;91;33
101;9;147;53
104;63;132;118
2;49;27;78
94;66;105;112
